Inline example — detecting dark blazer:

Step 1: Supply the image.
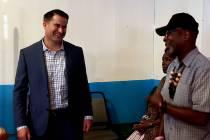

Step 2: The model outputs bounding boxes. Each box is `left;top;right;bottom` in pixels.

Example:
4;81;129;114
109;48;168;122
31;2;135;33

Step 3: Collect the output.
13;40;93;136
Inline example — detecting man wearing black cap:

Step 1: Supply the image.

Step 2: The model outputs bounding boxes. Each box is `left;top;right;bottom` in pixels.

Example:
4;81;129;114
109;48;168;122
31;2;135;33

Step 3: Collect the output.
150;13;210;139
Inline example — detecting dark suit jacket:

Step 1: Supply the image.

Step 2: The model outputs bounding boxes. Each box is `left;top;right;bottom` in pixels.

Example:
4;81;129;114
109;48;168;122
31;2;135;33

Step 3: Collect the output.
13;40;93;136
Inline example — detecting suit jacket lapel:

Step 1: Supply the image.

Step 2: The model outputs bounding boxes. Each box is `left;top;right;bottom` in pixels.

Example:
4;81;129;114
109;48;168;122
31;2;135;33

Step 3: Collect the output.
36;40;48;86
64;42;72;85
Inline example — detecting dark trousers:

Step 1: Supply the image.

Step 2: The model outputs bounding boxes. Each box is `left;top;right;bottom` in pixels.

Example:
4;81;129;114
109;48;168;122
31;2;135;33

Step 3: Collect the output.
31;109;83;140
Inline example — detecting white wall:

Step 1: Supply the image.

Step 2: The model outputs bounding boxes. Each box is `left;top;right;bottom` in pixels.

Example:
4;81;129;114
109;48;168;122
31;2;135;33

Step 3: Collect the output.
202;0;210;59
0;0;209;84
0;0;155;84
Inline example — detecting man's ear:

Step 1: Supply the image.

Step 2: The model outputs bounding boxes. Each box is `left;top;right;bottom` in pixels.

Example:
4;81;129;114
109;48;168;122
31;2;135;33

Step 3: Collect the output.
183;30;190;40
43;21;47;28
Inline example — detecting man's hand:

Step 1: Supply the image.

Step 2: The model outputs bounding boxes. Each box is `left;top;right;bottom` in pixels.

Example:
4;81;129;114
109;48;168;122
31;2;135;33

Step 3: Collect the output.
0;127;9;140
17;127;31;140
83;119;93;133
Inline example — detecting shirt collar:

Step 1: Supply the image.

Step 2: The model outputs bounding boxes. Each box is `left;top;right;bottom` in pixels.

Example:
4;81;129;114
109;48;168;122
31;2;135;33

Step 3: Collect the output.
174;48;199;68
42;39;64;51
182;48;199;67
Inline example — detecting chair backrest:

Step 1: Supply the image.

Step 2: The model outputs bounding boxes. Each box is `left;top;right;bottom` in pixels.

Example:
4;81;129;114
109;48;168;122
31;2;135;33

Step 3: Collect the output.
91;91;111;129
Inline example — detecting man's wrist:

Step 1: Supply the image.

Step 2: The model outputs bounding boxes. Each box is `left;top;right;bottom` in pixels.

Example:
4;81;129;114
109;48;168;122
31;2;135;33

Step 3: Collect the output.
84;116;93;120
155;136;164;140
17;126;27;131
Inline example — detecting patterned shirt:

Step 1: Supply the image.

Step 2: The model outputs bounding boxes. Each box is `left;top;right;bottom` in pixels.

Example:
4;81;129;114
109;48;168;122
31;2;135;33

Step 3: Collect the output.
42;41;68;110
161;48;210;140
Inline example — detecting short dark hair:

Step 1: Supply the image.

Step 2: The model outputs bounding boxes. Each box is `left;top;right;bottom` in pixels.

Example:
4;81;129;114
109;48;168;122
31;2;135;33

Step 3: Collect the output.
43;9;69;21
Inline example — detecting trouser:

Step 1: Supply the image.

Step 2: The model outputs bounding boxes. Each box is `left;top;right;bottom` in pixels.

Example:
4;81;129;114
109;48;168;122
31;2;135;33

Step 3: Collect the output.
31;108;83;140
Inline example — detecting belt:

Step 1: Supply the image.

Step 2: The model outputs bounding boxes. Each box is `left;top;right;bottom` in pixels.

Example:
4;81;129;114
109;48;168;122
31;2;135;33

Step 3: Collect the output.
49;108;69;117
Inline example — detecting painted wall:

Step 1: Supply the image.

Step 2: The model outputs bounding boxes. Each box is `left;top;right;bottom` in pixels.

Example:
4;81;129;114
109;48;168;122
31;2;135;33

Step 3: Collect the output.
202;0;210;59
0;0;207;83
0;0;210;137
0;0;155;84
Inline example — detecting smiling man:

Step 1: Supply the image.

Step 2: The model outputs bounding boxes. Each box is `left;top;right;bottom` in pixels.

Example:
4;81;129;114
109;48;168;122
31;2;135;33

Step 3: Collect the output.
150;13;210;140
13;9;93;140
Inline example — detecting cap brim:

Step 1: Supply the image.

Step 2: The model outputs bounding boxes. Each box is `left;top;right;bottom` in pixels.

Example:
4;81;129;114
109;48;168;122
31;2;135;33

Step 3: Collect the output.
155;26;168;36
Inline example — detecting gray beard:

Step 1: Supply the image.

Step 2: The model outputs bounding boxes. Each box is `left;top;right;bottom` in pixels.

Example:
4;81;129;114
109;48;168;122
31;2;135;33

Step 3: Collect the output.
168;44;178;57
168;46;175;54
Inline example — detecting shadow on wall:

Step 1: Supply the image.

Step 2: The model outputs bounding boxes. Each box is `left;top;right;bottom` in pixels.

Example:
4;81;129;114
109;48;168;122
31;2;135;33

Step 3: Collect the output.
13;27;19;75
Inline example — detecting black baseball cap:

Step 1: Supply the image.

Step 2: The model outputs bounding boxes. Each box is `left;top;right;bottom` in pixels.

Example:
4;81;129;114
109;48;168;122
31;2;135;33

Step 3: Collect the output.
156;13;199;36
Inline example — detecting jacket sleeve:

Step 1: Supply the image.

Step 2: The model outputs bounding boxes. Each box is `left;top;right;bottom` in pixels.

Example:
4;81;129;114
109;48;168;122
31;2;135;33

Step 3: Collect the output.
79;49;93;116
13;49;29;127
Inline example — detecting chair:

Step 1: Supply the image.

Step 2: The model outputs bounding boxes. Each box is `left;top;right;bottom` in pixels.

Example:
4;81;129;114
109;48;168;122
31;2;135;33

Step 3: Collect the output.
84;91;119;140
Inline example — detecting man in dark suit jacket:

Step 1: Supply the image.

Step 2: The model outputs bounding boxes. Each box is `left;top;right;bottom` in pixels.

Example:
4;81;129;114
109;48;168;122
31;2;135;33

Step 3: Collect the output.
13;9;93;140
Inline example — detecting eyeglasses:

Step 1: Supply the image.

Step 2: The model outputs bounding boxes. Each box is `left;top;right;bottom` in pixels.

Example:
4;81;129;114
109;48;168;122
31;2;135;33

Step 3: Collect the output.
165;29;178;38
165;28;183;38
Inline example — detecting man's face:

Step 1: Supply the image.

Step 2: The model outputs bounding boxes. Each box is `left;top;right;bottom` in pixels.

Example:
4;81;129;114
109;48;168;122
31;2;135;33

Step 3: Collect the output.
163;28;184;57
43;14;68;44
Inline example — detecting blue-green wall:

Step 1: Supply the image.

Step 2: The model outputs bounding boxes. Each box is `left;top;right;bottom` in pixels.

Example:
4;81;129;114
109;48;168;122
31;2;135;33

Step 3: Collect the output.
0;79;159;135
0;85;16;134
